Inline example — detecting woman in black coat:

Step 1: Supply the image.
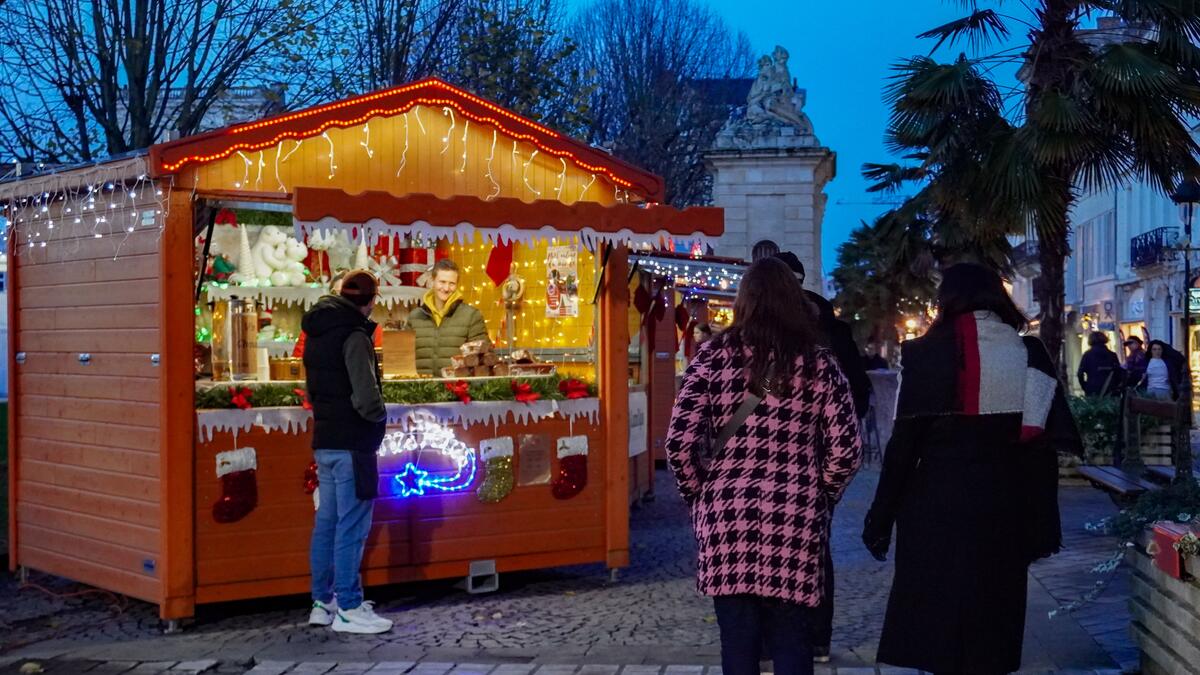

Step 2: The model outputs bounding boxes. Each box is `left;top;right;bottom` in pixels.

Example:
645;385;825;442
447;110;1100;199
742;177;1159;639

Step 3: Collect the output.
862;264;1082;674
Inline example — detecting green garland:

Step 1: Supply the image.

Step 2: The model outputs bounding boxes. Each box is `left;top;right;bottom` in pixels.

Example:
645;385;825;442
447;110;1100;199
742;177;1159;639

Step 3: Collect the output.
196;374;597;410
227;208;292;228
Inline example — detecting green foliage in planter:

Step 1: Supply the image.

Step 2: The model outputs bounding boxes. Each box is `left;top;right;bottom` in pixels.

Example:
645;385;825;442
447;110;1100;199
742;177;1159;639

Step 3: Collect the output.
1069;396;1119;463
1067;395;1161;464
1109;480;1200;542
196;375;597;409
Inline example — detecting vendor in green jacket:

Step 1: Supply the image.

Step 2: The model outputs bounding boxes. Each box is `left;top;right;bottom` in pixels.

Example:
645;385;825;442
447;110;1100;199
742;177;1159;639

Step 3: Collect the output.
409;258;489;375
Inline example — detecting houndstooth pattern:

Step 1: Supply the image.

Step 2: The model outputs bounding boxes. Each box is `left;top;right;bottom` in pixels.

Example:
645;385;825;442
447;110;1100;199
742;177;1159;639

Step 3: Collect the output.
665;339;863;607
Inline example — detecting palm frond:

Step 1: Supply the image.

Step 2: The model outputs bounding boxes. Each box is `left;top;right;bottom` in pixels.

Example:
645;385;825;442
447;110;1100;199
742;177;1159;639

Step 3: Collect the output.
1088;43;1185;99
862;162;927;193
918;9;1011;53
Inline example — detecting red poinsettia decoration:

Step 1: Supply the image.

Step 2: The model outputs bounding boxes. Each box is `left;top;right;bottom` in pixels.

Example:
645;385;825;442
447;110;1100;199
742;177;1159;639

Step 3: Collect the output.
558;378;589;399
511;380;541;403
228;386;253;410
445;379;472;403
293;388;312;410
214;208;237;227
303;461;319;494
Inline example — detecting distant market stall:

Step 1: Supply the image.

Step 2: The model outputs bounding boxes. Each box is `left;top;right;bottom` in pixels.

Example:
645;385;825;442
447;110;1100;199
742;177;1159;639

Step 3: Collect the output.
1;78;721;621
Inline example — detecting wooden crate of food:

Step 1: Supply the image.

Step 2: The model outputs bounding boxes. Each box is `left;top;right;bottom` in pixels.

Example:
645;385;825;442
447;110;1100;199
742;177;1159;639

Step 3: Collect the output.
382;329;417;377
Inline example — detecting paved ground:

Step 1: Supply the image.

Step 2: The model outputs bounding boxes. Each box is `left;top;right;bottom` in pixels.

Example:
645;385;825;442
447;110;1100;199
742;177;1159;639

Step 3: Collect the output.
0;467;1136;674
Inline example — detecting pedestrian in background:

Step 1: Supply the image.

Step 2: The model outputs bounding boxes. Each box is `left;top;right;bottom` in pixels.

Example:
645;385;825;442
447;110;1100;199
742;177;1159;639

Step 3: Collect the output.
1122;335;1148;388
1077;331;1122;396
303;270;392;634
1143;339;1184;400
862;263;1081;674
666;257;863;675
773;250;869;663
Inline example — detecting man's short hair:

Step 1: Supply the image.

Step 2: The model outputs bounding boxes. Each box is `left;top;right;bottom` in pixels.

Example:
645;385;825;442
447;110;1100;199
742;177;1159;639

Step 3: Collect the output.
432;258;459;275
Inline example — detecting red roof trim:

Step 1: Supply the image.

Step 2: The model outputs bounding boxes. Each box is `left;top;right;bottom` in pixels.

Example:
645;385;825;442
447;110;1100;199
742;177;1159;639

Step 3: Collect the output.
149;78;664;201
292;188;723;239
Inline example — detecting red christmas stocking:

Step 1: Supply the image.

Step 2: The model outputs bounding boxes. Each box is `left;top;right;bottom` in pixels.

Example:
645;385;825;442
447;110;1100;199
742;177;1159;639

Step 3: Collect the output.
213;447;258;524
551;435;588;500
486;240;516;287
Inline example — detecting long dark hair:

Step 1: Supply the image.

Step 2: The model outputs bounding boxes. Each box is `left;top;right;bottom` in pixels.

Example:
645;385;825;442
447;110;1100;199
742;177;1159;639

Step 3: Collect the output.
933;263;1026;332
723;257;820;393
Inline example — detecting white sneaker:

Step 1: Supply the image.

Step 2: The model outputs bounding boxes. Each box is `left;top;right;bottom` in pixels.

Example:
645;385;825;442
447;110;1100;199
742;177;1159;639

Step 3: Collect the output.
331;600;393;634
308;598;337;626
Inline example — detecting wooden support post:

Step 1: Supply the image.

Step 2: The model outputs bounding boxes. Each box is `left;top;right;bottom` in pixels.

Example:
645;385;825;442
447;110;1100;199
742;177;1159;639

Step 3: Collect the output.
599;244;630;570
160;191;197;619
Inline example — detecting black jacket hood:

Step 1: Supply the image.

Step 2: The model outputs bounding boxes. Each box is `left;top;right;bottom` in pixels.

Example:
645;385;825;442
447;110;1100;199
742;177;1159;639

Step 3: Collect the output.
302;295;373;337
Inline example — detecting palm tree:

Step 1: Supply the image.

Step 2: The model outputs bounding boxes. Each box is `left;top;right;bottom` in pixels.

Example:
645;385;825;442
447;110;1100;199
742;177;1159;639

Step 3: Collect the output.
863;54;1024;279
832;213;938;350
889;2;1200;365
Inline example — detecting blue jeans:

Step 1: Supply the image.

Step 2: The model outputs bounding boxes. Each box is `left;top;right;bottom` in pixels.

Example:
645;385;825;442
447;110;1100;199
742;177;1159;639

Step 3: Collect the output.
713;594;814;675
310;449;374;610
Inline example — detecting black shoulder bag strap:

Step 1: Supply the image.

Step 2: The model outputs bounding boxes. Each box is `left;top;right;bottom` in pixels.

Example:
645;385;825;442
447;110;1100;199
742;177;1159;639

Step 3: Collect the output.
710;363;776;458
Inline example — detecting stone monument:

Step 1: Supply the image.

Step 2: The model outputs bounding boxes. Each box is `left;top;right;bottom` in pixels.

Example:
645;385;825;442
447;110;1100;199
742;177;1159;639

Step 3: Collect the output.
706;46;836;289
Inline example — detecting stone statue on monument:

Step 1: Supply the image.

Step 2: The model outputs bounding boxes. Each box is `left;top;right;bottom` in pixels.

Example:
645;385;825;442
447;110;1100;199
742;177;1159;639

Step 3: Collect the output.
715;45;816;150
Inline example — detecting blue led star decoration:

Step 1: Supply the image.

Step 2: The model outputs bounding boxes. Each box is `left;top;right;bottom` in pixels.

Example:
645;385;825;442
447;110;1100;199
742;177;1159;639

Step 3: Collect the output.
394;464;431;497
379;415;478;498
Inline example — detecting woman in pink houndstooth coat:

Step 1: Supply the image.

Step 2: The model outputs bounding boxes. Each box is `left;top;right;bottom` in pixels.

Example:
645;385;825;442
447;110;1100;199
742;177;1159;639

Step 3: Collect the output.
665;257;863;675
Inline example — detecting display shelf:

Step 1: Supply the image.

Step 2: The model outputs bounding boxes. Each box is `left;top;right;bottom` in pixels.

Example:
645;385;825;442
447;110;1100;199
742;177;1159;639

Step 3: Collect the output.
204;283;425;309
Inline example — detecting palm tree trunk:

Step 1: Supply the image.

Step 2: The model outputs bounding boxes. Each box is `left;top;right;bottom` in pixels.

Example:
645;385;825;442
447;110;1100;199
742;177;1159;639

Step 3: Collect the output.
1036;229;1068;366
1027;0;1080;368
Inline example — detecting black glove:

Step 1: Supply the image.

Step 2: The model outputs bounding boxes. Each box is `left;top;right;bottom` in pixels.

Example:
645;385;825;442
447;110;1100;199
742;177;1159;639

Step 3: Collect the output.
862;511;891;562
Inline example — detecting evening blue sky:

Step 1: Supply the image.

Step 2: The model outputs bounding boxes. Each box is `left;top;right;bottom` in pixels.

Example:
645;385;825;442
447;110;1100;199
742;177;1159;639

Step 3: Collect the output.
701;0;991;269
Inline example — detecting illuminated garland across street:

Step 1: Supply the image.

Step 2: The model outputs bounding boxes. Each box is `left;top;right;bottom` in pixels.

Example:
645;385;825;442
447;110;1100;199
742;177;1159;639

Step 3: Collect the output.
379;415;479;498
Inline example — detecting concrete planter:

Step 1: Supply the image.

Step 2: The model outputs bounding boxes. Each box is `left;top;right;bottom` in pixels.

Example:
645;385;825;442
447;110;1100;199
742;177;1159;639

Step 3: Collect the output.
1128;544;1200;674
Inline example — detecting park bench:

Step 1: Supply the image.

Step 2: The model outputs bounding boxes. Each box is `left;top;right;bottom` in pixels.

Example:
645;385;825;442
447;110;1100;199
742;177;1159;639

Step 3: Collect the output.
1145;465;1200;484
1077;465;1159;504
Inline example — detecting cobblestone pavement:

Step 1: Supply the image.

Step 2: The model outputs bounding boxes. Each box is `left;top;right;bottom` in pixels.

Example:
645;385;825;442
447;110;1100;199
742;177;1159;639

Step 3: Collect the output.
0;468;1135;674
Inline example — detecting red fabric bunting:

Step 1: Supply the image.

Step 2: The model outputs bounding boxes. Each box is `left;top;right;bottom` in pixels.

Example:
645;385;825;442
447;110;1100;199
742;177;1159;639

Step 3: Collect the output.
633;284;651;315
485;240;515;287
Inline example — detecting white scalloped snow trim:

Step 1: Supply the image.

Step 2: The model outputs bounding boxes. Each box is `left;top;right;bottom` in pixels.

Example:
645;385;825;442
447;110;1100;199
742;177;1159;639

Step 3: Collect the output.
196;398;601;440
295;218;713;251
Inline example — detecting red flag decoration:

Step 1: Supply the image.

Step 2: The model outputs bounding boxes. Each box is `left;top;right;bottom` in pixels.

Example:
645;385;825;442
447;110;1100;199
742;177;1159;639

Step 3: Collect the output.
633;284;652;315
486;240;516;287
675;304;691;332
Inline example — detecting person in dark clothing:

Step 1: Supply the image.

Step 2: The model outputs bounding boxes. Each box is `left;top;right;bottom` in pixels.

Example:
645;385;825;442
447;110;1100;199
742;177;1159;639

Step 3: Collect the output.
864;344;889;371
1077;332;1123;396
1122;336;1148;389
862;263;1082;674
303;269;392;635
773;251;870;663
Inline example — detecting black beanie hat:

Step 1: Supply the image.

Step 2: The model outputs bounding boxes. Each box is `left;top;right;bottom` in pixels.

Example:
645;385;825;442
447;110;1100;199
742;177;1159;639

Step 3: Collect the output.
340;269;379;307
772;251;805;280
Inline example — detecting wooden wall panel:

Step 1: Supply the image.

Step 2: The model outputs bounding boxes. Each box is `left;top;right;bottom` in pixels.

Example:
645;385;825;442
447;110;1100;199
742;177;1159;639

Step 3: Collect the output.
8;182;166;609
194;415;606;591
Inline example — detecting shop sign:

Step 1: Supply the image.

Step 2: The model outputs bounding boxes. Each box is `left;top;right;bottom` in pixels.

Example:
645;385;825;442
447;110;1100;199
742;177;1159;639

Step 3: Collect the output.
1190;288;1200;313
628;390;648;458
545;245;580;318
